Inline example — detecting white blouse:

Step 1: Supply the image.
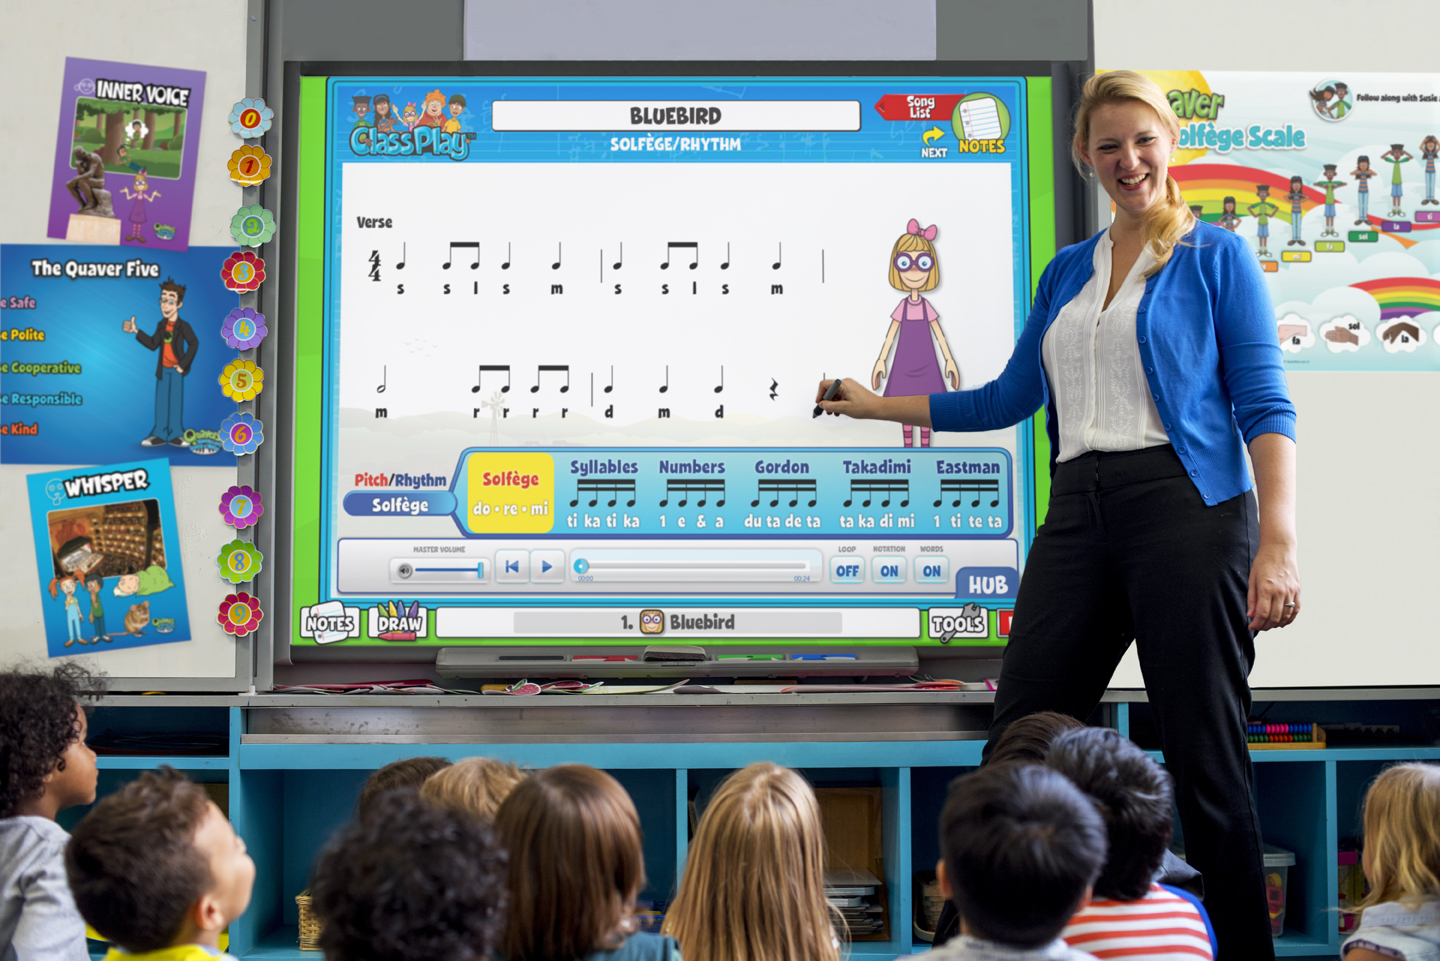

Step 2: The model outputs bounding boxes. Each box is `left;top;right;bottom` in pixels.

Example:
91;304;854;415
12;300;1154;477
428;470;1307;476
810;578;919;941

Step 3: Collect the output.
1041;230;1171;463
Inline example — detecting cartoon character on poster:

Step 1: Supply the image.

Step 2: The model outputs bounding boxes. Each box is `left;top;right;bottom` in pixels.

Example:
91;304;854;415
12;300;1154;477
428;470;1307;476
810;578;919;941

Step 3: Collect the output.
1249;185;1278;258
350;95;373;145
417;90;446;128
1285;176;1306;247
1381;144;1413;218
401;101;418;131
119;169;161;244
871;219;958;448
445;94;466;133
1420;135;1439;206
1313;166;1346;237
121;278;199;448
1350;156;1377;225
373;94;398;135
1218;196;1242;232
84;573;109;643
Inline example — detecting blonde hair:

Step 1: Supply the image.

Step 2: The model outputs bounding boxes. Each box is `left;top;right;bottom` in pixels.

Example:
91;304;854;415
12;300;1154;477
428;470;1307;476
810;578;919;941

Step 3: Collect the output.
1073;70;1194;277
495;764;644;961
888;232;939;292
420;756;525;821
664;764;841;961
1355;763;1440;917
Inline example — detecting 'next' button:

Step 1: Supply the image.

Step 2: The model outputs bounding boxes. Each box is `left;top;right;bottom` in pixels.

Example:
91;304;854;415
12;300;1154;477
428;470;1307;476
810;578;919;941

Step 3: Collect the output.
829;558;865;584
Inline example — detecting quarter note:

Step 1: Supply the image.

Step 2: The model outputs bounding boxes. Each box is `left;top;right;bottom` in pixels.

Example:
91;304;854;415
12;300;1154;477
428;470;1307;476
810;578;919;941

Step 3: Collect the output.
603;366;614;394
659;365;669;394
772;243;782;270
377;366;386;393
472;365;511;394
552;243;562;270
720;242;730;270
396;243;406;270
501;243;511;270
443;241;479;270
714;366;724;394
531;365;570;393
660;241;699;270
612;243;623;270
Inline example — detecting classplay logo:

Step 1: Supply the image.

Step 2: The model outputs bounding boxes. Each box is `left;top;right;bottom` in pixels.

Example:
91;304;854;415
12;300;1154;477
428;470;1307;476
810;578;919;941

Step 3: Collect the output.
184;428;223;455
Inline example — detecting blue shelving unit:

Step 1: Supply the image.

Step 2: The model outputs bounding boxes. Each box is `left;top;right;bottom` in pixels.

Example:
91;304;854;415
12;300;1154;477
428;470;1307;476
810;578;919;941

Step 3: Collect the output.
75;700;1440;959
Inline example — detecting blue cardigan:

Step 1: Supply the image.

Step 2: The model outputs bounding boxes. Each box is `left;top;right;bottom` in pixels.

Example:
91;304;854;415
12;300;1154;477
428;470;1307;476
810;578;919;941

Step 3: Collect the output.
930;222;1297;507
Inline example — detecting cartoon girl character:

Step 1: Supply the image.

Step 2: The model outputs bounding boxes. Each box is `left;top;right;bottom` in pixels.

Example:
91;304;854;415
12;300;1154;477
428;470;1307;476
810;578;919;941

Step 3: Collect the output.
373;94;398;135
1218;196;1242;231
417;90;446;127
1285;175;1306;246
49;576;86;647
401;102;419;131
119;169;161;243
1421;135;1439;205
1351;156;1377;225
872;219;959;448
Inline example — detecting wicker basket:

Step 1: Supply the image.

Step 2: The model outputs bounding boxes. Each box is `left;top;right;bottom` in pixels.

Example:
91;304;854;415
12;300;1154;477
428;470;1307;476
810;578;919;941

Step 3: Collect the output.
296;888;322;951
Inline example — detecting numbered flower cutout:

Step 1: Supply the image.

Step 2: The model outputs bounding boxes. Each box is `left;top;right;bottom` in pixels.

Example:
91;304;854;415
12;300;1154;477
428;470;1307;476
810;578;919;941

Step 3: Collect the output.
227;145;272;186
220;251;265;292
220;411;264;455
220;360;264;401
229;98;273;139
221;307;268;351
217;540;264;585
229;205;276;247
217;591;264;637
219;485;264;529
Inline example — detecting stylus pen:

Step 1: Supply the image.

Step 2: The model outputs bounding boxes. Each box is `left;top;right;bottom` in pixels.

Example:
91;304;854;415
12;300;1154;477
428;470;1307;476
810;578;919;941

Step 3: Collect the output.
813;378;842;417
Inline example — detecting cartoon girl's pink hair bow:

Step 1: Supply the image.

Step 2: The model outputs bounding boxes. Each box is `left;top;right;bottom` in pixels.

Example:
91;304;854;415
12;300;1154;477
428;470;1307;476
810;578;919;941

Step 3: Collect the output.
907;219;938;241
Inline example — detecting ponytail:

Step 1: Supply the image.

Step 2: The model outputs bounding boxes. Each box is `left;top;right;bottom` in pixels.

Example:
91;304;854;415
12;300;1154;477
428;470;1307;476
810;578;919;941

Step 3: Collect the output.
1073;71;1194;277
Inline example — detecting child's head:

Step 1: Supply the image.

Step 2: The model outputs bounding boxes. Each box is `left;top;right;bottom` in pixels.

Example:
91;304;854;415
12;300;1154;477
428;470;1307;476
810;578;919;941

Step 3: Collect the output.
0;663;102;819
985;711;1084;768
664;764;838;961
402;102;418;122
356;756;451;820
1289;175;1304;193
939;764;1106;948
1045;727;1174;902
495;764;644;961
888;220;939;292
420;756;525;821
448;93;466;118
424;90;446;119
374;93;391;118
311;788;507;961
1357;763;1440;911
1324;164;1338;176
1335;82;1349;97
1256;183;1270;197
1358;155;1371;170
67;767;253;951
1224;196;1237;213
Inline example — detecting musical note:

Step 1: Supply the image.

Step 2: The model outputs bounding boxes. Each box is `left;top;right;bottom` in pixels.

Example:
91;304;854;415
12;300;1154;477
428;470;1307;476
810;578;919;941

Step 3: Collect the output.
377;366;386;393
659;366;669;394
531;365;570;393
660;241;698;270
752;478;817;508
843;479;909;509
612;243;623;270
772;243;782;270
660;478;726;508
396;242;406;270
443;241;479;270
501;243;511;270
720;242;730;270
603;366;614;394
934;478;1000;508
571;478;636;508
714;366;724;394
552;243;562;270
471;365;510;394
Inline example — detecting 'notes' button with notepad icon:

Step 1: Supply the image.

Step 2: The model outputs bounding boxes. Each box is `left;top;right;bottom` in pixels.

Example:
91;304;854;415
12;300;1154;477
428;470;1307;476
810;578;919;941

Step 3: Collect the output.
496;550;530;584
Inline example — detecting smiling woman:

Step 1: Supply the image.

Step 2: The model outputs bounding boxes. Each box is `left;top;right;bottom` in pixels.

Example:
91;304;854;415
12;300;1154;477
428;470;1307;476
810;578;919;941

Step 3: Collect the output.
818;71;1298;961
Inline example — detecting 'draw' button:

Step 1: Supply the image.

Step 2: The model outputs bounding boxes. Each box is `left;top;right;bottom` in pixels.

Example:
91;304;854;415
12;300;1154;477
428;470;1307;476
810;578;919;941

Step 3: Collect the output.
914;557;950;584
871;557;907;584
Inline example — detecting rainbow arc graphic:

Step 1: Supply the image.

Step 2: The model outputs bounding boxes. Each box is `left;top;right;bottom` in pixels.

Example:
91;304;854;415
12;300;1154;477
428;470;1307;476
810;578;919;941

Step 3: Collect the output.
1350;277;1440;320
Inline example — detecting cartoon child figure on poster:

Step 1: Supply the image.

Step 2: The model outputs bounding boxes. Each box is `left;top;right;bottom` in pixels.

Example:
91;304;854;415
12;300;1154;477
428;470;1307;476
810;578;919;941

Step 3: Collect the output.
445;94;466;133
121;278;198;447
1285;176;1307;246
373;94;399;135
51;576;85;646
1351;156;1377;224
417;90;446;128
84;572;109;643
1249;185;1277;258
1218;196;1242;232
119;169;161;243
1313;166;1346;237
1420;136;1438;205
871;219;958;448
1382;144;1412;218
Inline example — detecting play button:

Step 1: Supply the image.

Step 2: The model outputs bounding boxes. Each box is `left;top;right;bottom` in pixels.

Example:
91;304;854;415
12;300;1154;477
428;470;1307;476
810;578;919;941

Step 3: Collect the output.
531;549;565;584
541;560;553;573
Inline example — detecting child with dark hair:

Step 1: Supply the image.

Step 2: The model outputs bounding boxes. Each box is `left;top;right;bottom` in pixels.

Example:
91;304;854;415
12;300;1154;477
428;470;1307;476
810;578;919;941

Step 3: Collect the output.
931;764;1107;959
310;789;507;961
445;94;467;133
1048;728;1216;959
356;756;451;820
66;767;253;960
0;663;102;961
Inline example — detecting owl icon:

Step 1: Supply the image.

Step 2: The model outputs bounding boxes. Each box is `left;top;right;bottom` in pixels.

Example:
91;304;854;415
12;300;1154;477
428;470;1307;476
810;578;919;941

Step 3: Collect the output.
639;610;665;634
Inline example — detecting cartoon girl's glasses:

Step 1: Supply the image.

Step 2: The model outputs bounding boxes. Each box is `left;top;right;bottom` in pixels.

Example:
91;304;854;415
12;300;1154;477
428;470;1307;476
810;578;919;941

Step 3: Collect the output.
894;253;934;272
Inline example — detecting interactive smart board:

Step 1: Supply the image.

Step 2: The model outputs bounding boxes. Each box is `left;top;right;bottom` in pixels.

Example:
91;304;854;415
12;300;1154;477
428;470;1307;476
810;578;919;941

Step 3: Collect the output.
287;71;1057;655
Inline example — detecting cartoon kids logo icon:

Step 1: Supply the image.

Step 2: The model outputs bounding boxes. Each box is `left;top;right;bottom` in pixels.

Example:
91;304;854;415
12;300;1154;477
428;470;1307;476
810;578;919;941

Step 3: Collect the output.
1309;80;1352;121
639;609;665;634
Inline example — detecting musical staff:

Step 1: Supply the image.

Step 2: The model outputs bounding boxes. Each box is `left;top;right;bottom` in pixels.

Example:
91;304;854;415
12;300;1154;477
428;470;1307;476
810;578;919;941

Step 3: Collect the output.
531;365;570;393
472;365;510;394
751;478;817;508
660;478;726;507
570;478;636;508
843;479;910;508
443;241;479;270
661;241;699;270
934;478;1000;508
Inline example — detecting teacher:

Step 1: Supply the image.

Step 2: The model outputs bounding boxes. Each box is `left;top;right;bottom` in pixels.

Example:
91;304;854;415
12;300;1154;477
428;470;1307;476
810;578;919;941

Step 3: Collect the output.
818;71;1297;960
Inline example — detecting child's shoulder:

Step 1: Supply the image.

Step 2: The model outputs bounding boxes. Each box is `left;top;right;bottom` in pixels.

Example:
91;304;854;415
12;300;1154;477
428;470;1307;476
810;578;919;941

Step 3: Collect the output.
1344;897;1440;960
588;931;681;961
0;815;70;853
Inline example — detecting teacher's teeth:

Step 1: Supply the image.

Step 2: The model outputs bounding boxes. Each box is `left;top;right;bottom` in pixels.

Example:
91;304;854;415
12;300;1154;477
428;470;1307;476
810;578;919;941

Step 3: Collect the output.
1120;174;1147;185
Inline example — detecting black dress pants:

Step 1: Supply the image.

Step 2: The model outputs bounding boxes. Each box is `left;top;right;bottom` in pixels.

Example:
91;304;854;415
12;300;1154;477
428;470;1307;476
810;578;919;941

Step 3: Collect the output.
985;445;1274;961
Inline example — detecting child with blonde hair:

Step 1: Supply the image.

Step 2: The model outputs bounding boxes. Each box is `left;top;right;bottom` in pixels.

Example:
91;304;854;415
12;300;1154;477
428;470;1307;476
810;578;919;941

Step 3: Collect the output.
664;763;839;961
421;756;525;821
1343;763;1440;960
